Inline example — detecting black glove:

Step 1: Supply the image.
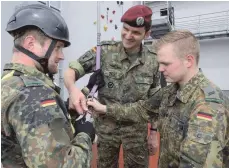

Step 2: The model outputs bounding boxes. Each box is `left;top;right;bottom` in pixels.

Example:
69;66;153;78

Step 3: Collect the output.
87;69;105;91
74;117;95;142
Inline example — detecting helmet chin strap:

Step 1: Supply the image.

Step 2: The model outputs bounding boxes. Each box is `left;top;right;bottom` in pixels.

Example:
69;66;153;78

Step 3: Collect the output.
14;40;57;79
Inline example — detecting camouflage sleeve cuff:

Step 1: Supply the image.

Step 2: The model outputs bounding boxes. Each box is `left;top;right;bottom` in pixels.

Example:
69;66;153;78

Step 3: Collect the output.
105;104;118;118
69;61;85;78
105;102;149;123
73;132;92;148
81;86;90;96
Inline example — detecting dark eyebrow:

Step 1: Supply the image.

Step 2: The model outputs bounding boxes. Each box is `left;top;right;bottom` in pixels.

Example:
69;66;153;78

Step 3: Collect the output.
133;30;141;34
123;25;129;30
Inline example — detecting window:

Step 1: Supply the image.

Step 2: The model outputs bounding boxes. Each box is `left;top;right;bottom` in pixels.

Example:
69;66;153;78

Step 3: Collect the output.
160;8;168;16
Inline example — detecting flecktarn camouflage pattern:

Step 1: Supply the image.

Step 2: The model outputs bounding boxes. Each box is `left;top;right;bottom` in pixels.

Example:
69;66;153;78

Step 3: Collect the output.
69;41;160;168
107;71;229;168
1;63;92;168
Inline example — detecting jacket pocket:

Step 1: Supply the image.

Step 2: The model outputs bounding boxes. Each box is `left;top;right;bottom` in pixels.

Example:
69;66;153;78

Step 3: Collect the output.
180;124;214;164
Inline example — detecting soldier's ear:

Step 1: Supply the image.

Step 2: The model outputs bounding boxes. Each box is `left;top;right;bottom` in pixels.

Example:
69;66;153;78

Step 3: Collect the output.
23;35;36;51
185;54;195;68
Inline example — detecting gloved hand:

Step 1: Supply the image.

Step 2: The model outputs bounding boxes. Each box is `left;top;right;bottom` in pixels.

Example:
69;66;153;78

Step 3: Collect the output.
87;69;105;91
74;117;96;142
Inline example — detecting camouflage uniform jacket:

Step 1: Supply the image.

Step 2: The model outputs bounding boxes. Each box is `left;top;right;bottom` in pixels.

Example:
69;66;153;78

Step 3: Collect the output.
1;63;92;168
107;71;229;168
69;41;160;124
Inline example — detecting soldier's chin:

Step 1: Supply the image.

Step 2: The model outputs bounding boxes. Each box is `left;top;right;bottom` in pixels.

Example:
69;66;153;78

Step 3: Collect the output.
166;78;176;83
165;77;172;83
123;42;134;49
48;68;58;75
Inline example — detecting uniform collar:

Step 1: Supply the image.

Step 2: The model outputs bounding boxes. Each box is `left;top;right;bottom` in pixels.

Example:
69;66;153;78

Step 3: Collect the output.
176;71;205;103
119;43;145;64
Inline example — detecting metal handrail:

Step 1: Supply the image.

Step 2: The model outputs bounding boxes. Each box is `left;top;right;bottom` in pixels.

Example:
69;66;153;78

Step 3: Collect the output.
175;10;229;19
176;15;227;24
175;10;229;38
177;19;227;28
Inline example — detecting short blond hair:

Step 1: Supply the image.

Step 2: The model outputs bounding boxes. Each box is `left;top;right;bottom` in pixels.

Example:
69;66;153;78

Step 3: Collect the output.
13;26;48;52
155;30;200;64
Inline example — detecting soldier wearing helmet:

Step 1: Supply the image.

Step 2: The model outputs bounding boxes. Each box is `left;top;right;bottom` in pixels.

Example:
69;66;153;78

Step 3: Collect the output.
1;4;95;168
64;5;162;168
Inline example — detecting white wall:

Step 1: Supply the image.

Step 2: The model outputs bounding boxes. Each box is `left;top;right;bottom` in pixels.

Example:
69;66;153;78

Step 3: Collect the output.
199;38;229;90
1;1;32;73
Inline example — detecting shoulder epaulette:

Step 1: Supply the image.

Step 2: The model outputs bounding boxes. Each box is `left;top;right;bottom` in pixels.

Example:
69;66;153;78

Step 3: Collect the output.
202;85;223;104
20;75;44;87
100;41;119;46
144;44;156;54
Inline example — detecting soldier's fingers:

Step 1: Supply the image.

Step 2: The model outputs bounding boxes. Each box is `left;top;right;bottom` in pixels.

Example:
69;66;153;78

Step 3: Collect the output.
68;100;75;109
71;98;83;114
80;99;88;112
86;100;94;106
74;103;84;114
87;98;98;104
87;98;93;101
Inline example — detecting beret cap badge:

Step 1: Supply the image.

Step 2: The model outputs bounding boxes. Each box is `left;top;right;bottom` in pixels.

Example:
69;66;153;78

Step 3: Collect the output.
136;17;144;26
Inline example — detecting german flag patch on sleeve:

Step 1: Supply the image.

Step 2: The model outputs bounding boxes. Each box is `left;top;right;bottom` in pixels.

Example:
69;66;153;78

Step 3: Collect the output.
41;99;56;107
197;112;213;121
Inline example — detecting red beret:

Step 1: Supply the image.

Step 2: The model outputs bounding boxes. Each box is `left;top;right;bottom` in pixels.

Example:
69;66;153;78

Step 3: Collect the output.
121;5;152;27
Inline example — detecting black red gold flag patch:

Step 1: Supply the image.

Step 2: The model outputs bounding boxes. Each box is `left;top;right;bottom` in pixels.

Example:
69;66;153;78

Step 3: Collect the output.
41;99;56;107
197;112;213;121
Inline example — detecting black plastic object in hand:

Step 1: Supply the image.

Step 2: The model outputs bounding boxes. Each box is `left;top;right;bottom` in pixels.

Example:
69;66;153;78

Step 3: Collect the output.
74;117;95;142
87;69;105;91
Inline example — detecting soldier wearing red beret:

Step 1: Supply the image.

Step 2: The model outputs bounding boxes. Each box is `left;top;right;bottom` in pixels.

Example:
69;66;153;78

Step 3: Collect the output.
64;5;161;168
121;5;152;28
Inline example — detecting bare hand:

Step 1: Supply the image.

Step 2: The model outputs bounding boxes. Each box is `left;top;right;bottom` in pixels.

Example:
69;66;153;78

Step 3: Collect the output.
69;86;88;114
148;130;158;155
87;98;106;114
